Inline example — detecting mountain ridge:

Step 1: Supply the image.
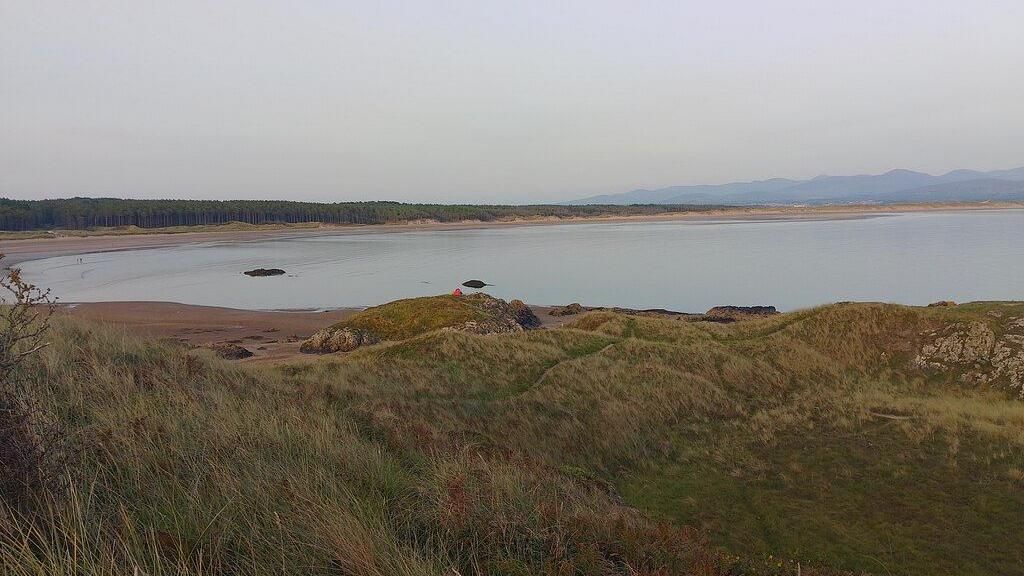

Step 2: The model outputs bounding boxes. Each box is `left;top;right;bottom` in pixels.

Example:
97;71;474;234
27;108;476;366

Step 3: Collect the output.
569;166;1024;205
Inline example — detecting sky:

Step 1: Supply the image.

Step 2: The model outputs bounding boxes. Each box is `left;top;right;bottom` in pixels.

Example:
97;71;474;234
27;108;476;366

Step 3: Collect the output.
2;1;1023;204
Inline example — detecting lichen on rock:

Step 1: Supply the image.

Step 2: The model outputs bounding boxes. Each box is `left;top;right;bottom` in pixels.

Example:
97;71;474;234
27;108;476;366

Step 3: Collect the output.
913;317;1024;398
299;327;379;354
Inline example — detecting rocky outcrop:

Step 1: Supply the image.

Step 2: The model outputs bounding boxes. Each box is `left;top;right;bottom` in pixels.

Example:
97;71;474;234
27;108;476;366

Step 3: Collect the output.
243;268;286;277
913;317;1024;398
509;299;542;329
549;303;585;317
299;328;380;354
208;343;254;359
703;305;779;323
300;293;540;354
447;294;535;334
927;300;956;307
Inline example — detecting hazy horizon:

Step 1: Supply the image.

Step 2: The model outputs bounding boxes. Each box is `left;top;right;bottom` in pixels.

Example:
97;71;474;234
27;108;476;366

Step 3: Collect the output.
3;1;1023;204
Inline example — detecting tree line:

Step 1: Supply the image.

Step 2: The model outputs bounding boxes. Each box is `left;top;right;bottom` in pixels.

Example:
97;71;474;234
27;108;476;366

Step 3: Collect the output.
0;198;717;231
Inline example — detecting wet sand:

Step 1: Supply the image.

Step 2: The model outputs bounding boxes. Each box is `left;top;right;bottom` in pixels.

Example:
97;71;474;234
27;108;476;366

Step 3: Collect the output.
58;301;570;364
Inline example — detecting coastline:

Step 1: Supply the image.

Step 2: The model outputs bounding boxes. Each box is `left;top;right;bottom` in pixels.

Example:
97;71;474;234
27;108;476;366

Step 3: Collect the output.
8;202;1021;361
55;301;570;364
2;201;1022;267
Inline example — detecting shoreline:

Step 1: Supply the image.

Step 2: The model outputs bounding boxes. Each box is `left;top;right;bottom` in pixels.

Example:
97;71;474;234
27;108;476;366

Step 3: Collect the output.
3;201;1022;267
55;300;571;364
50;297;1021;364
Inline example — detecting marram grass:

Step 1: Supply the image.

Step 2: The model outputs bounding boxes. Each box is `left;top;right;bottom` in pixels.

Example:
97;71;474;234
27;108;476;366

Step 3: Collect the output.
3;302;1024;575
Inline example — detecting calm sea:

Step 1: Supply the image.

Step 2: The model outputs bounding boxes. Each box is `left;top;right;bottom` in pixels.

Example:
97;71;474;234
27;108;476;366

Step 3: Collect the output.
17;210;1024;312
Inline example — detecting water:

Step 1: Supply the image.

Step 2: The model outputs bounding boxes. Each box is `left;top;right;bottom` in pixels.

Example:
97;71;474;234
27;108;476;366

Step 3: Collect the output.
17;210;1024;312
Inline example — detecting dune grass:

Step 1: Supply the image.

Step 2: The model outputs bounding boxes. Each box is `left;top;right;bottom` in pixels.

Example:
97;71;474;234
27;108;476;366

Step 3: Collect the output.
330;295;491;340
2;302;1023;574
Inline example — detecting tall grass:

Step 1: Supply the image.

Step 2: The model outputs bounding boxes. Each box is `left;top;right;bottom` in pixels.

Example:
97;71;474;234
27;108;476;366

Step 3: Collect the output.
3;301;1023;574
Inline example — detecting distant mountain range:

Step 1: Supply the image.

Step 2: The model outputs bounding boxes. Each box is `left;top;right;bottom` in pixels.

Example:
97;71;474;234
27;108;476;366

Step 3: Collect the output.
569;166;1024;205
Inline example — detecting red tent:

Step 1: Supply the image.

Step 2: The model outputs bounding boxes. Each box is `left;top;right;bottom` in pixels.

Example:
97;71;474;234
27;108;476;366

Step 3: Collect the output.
452;288;463;296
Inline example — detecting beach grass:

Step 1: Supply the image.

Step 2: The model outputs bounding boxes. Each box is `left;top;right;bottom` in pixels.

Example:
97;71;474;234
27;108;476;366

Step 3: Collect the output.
2;302;1023;574
322;295;493;341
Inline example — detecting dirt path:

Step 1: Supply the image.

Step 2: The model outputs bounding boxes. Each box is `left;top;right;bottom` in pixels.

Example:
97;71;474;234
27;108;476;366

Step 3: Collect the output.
518;341;620;396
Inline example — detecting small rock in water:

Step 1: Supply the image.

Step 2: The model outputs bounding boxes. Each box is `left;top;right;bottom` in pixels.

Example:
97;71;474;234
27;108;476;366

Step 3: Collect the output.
462;280;489;289
244;268;286;277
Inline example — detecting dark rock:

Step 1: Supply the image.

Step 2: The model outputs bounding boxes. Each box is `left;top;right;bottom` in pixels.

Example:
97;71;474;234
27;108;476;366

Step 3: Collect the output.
549;303;585;317
453;294;532;334
462;280;490;289
703;305;779;323
243;268;286;277
928;300;957;307
510;299;542;329
208;342;254;359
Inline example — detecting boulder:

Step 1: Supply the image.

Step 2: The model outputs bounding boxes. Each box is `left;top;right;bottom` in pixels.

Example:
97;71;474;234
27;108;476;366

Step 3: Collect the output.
510;299;542;329
208;342;254;359
913;316;1024;398
450;294;532;334
299;327;380;354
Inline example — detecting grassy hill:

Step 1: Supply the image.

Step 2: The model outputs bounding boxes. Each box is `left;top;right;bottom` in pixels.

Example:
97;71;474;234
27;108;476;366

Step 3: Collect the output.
2;301;1023;574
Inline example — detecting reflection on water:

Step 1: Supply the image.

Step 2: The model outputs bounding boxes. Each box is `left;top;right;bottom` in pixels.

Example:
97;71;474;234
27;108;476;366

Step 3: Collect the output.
17;210;1024;312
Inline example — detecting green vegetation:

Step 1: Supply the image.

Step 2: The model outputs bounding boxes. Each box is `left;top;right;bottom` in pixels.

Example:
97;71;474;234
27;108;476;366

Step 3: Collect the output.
0;198;719;231
300;294;538;353
0;220;322;240
328;295;495;340
2;299;1024;574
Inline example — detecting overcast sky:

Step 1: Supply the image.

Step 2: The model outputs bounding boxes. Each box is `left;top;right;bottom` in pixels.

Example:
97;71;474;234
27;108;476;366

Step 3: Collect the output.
2;1;1022;203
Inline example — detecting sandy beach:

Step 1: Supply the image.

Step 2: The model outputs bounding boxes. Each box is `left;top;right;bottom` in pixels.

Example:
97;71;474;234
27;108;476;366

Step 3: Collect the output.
3;201;1021;267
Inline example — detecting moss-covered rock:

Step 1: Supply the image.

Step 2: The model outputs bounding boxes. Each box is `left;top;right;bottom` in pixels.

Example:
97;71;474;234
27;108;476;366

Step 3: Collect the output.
300;293;540;353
